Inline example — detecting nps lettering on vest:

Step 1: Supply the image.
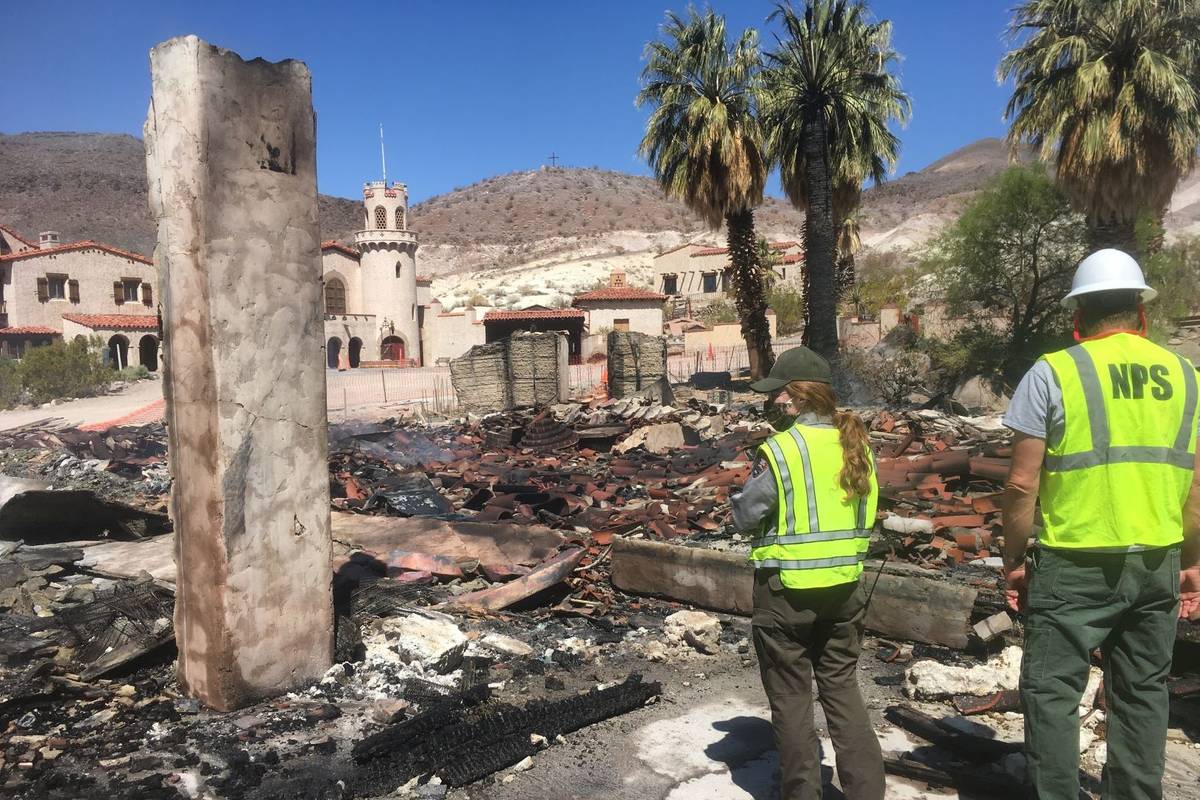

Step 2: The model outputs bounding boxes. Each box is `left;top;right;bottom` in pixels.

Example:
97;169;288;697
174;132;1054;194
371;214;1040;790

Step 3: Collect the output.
1040;334;1199;549
751;423;879;589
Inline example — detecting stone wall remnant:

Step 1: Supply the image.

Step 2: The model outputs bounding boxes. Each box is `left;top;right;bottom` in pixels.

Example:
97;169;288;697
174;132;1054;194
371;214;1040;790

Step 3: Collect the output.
606;331;667;399
450;331;569;412
144;35;332;710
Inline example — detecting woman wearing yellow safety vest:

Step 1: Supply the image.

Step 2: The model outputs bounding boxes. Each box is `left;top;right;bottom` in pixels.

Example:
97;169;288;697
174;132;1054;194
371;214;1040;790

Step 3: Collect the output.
732;346;884;800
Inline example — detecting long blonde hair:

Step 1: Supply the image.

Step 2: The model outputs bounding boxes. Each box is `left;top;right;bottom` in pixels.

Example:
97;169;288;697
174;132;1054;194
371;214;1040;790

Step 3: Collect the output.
784;380;872;499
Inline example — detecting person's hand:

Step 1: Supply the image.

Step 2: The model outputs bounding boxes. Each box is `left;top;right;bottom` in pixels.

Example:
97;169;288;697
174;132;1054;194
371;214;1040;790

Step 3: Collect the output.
1180;566;1200;619
1003;563;1028;613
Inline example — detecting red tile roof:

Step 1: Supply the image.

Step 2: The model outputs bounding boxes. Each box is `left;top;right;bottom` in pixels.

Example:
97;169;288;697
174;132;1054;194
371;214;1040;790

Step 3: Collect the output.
62;313;158;331
483;308;586;322
780;253;804;264
0;240;153;266
416;274;433;283
689;241;799;258
321;240;360;259
0;326;59;336
573;286;666;304
0;223;37;249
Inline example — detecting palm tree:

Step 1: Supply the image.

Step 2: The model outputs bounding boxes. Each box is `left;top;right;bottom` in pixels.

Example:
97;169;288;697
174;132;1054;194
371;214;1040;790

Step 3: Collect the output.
835;210;861;299
761;0;910;359
1000;0;1200;254
637;9;775;378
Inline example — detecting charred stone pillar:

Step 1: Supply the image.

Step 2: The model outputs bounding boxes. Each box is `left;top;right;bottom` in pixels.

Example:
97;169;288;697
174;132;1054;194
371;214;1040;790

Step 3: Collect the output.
144;35;332;710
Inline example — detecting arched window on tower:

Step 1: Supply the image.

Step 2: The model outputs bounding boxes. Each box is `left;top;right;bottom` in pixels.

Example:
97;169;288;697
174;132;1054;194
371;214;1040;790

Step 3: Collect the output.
324;278;347;315
395;207;405;229
396;261;402;279
374;206;387;229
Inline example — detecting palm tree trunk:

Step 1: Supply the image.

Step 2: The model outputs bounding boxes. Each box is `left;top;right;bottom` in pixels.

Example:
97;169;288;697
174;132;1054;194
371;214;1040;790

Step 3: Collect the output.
1087;215;1138;256
726;208;775;380
802;119;839;359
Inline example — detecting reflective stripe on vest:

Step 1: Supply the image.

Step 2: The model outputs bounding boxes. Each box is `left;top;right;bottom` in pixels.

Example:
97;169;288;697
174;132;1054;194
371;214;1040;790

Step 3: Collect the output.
1043;345;1198;472
1040;335;1199;549
751;423;878;590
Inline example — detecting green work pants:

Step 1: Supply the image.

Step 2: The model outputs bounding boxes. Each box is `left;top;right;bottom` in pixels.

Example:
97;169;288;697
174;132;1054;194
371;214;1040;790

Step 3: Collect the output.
752;572;885;800
1022;545;1180;800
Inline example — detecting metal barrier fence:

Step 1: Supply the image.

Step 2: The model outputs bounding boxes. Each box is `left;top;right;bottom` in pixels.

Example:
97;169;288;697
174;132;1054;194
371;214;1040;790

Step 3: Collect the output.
324;335;805;413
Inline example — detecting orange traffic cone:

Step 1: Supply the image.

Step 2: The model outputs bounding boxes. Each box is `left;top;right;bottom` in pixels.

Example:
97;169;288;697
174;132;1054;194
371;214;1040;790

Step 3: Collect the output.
706;342;715;362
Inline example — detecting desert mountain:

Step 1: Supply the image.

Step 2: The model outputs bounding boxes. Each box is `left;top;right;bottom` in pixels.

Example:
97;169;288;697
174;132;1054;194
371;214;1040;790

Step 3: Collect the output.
3;132;1198;285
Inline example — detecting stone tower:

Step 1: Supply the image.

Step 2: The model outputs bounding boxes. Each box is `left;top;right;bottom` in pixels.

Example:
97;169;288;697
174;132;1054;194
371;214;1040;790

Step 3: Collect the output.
355;180;420;363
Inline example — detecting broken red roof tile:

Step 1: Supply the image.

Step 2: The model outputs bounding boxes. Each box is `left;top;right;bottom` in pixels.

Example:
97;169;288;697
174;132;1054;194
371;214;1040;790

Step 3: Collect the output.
0;239;152;265
62;313;158;331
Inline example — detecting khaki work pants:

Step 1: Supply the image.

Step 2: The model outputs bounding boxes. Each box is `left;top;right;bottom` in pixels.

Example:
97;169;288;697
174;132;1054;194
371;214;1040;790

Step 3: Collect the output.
1022;545;1180;800
752;572;885;800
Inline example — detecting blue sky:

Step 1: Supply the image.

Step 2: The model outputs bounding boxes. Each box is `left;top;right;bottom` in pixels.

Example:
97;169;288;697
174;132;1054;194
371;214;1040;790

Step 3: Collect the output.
1;1;1015;203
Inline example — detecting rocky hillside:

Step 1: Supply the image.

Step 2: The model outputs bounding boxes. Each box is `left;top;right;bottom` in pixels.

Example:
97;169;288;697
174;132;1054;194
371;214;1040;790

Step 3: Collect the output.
0;132;363;257
4;132;1199;281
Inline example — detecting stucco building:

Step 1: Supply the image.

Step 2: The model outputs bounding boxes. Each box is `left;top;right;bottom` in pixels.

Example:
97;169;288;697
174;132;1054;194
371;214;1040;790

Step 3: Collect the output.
651;240;804;311
573;268;665;360
320;179;494;369
0;223;160;367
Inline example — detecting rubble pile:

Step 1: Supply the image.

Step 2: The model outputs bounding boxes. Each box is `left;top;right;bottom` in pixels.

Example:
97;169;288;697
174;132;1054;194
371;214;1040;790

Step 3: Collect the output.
869;409;1012;569
2;387;1198;798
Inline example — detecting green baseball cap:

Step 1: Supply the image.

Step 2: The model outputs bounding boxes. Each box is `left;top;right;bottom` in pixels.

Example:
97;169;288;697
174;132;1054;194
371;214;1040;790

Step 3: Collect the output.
749;346;832;393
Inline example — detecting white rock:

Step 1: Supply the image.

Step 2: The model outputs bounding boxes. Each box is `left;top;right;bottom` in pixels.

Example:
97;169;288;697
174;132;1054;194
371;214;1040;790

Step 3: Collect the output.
1079;667;1104;714
511;756;534;772
614;422;686;455
1094;742;1107;765
480;633;534;657
386;614;467;669
904;645;1023;699
642;640;670;662
664;610;722;655
882;515;935;535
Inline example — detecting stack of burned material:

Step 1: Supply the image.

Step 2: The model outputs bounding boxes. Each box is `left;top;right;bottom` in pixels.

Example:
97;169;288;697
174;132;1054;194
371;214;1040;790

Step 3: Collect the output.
869;409;1012;568
450;332;570;412
606;331;669;401
351;675;660;793
0;423;170;510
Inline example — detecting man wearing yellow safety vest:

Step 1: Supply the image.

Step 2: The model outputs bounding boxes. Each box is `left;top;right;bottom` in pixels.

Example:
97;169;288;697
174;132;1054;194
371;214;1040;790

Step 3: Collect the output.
732;346;884;800
1002;249;1200;799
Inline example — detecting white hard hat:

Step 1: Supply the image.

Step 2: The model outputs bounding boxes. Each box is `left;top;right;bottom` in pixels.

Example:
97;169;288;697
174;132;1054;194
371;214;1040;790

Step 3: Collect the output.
1062;249;1157;309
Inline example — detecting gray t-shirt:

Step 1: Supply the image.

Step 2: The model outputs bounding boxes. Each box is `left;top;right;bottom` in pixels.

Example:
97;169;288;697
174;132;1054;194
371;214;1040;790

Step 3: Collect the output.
1003;360;1065;442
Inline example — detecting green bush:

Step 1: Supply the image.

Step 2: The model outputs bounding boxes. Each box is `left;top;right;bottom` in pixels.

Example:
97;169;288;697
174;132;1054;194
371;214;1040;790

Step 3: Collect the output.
18;339;107;404
767;287;805;336
115;364;151;382
0;357;21;410
697;297;739;326
1138;221;1200;342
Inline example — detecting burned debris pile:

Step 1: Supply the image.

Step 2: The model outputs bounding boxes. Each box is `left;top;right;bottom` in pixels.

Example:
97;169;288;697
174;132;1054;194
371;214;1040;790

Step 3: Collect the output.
1;385;1198;798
